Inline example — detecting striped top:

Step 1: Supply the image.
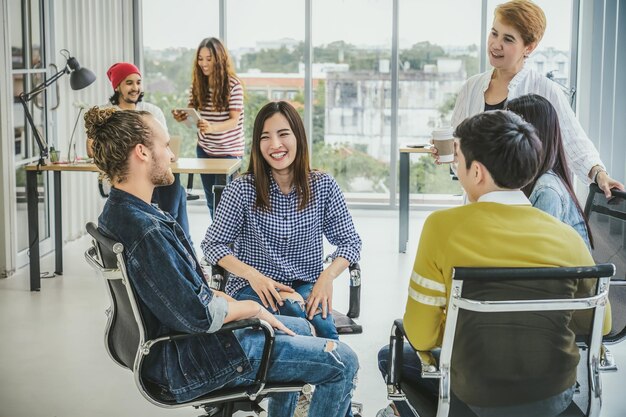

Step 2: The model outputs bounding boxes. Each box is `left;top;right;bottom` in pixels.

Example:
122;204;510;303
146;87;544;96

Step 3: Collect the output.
191;77;244;157
450;65;603;182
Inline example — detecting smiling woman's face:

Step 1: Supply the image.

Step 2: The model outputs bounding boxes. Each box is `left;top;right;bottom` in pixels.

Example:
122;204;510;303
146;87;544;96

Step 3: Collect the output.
259;113;298;176
488;18;533;73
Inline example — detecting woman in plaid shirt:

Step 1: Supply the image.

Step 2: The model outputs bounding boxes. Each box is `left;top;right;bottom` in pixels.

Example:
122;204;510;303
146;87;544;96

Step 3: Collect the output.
202;101;361;339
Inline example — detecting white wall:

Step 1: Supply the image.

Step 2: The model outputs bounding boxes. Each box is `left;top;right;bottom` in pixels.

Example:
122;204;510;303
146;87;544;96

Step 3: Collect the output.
51;0;135;241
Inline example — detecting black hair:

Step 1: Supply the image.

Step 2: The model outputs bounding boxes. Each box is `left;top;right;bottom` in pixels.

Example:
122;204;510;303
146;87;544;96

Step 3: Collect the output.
507;94;593;247
454;110;542;189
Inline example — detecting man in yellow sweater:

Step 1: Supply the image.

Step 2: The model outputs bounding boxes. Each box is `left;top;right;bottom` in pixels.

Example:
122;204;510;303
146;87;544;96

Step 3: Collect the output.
377;110;609;417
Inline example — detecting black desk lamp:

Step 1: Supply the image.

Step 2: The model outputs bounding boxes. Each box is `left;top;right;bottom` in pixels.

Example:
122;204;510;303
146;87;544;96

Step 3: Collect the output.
18;49;96;167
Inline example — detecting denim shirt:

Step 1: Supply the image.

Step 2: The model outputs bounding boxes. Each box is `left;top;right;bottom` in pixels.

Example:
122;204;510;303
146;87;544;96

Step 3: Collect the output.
529;170;591;249
98;187;251;403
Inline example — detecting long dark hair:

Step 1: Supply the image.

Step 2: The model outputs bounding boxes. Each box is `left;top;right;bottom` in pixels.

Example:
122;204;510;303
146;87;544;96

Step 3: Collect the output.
507;94;593;247
190;37;237;112
247;101;311;211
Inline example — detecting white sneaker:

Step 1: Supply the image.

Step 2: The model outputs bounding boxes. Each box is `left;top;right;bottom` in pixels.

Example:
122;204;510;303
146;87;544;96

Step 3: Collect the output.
376;404;397;417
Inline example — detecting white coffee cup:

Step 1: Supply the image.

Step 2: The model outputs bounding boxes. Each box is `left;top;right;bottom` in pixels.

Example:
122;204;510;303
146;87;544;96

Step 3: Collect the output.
432;126;455;163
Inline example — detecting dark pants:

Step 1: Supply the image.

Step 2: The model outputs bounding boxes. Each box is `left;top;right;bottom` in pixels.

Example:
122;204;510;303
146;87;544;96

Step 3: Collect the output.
152;173;190;238
196;145;240;218
377;344;575;417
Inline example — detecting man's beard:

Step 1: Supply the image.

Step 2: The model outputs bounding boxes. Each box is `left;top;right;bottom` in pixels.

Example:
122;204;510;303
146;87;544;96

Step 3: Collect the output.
122;93;140;104
150;155;175;186
151;169;175;187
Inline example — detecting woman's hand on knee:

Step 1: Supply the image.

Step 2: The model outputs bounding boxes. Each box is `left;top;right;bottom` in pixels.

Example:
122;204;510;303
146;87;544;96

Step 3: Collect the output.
306;276;334;320
247;273;294;312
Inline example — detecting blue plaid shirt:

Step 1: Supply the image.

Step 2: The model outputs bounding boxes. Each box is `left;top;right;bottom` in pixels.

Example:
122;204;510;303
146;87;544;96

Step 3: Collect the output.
201;171;362;296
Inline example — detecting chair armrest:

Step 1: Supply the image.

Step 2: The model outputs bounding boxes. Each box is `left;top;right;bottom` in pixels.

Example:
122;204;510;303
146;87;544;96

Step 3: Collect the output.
146;318;276;391
387;319;440;389
347;263;361;318
206;262;227;291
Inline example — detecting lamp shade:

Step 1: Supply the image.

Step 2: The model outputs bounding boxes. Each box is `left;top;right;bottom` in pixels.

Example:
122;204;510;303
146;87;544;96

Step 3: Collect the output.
69;67;96;90
66;55;96;90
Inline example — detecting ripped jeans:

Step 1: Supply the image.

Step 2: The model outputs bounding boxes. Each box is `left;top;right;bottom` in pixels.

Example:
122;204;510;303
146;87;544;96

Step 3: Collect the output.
235;281;339;340
225;315;359;417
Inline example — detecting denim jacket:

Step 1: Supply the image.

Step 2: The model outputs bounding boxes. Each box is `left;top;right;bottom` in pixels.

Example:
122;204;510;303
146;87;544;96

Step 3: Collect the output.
529;170;591;249
98;187;251;403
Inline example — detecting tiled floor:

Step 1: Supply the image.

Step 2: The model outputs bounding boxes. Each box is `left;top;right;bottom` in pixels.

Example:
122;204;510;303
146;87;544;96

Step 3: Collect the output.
1;205;625;417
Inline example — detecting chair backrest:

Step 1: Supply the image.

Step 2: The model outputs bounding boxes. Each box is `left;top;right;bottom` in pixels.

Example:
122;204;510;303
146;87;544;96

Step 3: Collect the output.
584;183;626;343
84;222;143;371
436;264;614;417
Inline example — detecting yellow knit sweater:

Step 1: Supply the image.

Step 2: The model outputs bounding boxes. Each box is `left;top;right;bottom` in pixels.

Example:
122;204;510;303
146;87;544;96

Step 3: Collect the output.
403;202;611;406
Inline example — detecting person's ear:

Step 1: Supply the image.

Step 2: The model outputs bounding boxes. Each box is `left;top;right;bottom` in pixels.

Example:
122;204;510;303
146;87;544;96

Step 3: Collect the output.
472;161;486;184
135;144;149;159
524;41;538;58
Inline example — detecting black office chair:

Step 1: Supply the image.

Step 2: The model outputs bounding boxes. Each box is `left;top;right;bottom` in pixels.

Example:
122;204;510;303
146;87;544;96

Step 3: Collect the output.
208;185;362;335
384;264;615;417
84;222;305;416
584;183;626;345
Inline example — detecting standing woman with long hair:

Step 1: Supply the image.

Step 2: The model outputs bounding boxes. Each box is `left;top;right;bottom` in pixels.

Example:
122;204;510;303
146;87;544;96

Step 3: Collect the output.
173;37;244;217
507;94;592;248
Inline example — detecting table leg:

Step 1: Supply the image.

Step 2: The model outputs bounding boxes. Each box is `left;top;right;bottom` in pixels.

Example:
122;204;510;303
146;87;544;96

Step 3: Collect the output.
54;171;63;275
27;170;40;291
399;152;410;253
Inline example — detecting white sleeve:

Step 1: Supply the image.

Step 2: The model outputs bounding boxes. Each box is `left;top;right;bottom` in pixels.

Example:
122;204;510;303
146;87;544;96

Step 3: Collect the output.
541;81;603;182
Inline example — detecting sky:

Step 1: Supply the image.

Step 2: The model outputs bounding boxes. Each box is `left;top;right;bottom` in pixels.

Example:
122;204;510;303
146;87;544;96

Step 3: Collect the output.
142;0;573;52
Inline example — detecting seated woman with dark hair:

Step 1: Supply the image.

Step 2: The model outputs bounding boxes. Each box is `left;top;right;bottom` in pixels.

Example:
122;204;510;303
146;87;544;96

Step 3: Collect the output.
507;93;592;248
202;101;362;342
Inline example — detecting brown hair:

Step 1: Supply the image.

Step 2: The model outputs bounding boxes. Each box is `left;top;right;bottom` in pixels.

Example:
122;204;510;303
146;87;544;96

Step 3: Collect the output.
495;0;546;46
247;101;311;211
190;37;238;112
84;107;151;183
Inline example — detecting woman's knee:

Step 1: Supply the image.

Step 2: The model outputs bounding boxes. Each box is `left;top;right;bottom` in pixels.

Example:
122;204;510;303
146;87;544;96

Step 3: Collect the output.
279;295;307;317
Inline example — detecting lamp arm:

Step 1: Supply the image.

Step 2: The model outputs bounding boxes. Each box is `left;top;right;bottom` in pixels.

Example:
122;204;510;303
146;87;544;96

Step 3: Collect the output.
19;64;69;102
19;91;49;167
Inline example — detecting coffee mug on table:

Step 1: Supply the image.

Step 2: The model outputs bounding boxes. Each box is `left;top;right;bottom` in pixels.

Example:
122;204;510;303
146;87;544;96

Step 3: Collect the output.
432;127;455;163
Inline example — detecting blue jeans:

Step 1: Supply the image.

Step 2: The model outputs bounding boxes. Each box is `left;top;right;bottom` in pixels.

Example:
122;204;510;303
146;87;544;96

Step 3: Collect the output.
378;343;440;417
195;145;240;218
151;173;190;239
225;315;358;417
235;282;339;340
377;344;575;417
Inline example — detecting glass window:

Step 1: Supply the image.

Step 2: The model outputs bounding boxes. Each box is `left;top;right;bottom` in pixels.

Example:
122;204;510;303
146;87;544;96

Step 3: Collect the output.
30;0;43;69
141;0;219;165
398;0;479;196
9;0;52;253
228;0;305;169
313;0;392;201
10;0;24;69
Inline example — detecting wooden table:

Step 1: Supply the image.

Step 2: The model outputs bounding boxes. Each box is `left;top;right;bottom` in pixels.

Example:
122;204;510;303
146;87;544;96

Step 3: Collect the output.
25;157;241;291
398;146;432;253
